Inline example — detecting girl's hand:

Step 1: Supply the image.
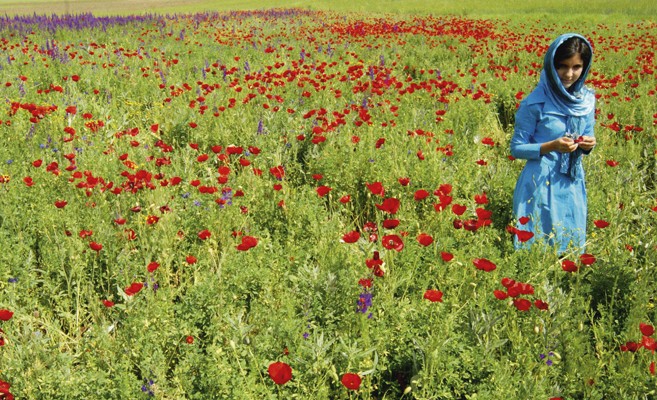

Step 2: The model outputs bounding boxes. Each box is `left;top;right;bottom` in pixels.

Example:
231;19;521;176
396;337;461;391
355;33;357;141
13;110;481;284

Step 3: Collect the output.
541;137;578;154
576;135;596;151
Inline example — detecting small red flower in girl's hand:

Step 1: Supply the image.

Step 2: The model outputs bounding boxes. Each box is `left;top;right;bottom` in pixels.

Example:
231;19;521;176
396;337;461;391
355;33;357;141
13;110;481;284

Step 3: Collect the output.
574;136;584;143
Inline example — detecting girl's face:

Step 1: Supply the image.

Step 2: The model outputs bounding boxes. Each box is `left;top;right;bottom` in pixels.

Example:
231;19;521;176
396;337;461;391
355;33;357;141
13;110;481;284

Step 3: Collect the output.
556;53;584;90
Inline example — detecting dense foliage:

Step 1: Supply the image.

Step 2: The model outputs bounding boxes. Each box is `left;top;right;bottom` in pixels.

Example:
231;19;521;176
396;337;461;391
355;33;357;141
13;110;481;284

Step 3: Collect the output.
0;9;656;399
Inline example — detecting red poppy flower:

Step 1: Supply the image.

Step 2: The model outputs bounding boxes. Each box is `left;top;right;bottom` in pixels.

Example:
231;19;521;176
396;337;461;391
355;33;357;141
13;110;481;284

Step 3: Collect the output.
147;262;160;273
365;251;383;269
501;277;515;288
463;219;480;232
579;253;596;266
186;335;194;344
398;177;410;186
268;361;292;385
383;219;399;229
620;341;640;352
593;220;609;228
475;208;492;220
640;323;655;337
186;255;197;264
0;309;13;321
534;299;549;310
376;198;400;214
124;282;143;296
366;181;385;197
642;336;657;352
341;373;362;390
493;290;508;300
54;200;68;208
102;300;115;308
198;229;211;240
451;203;466;216
417;233;433;247
414;189;430;201
124;229;137;241
473;258;496;272
23;176;34;186
89;242;103;252
651;361;655;375
474;193;488;204
606;160;619;167
515;230;534;242
513;298;532;311
237;235;258;251
316;185;332;197
435;183;452;196
518;216;530;225
562;259;578;272
507;284;521;298
382;234;404;251
342;231;360;243
519;283;535;295
339;195;351;203
433;195;453;212
0;378;13;399
440;252;454;262
358;278;372;288
269;165;285;180
423;289;443;302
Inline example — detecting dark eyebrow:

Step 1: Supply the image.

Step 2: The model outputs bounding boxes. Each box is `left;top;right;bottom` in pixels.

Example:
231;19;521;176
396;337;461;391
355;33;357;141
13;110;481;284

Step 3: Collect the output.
557;62;583;68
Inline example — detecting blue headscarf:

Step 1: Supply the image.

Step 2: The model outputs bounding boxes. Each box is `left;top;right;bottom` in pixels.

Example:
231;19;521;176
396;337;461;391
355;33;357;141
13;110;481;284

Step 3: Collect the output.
537;33;595;179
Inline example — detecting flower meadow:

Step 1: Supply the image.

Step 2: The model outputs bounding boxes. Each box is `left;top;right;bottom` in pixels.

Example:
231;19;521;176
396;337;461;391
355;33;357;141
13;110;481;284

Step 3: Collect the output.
0;8;657;399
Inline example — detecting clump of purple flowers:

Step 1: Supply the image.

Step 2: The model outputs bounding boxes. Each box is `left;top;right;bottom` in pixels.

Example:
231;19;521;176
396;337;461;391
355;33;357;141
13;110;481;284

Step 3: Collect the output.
357;291;372;317
539;351;556;366
141;378;155;397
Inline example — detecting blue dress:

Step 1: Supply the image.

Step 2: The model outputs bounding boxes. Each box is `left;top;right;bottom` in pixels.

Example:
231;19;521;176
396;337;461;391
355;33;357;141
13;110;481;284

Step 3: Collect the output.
510;33;596;254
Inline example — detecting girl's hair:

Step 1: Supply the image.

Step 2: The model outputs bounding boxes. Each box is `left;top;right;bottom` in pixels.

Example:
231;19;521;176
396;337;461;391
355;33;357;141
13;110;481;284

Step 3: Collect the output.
554;37;591;68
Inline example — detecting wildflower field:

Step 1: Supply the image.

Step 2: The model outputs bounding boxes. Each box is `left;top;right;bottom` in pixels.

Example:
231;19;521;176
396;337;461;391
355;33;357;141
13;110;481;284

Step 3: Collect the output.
0;5;657;399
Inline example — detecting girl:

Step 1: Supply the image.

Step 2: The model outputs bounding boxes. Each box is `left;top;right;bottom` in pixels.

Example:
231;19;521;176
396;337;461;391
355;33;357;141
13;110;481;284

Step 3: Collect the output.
510;33;596;255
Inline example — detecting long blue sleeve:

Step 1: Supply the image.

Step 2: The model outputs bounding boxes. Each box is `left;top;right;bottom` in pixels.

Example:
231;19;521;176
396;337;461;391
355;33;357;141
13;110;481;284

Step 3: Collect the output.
510;102;543;160
581;109;596;155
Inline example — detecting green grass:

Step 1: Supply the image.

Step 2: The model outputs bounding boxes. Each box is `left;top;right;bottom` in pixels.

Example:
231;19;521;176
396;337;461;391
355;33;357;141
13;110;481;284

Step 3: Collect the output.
0;6;656;400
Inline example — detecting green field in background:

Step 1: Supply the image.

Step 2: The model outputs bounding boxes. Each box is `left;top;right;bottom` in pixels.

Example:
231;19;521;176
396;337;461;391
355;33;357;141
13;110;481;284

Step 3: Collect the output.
1;0;656;18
